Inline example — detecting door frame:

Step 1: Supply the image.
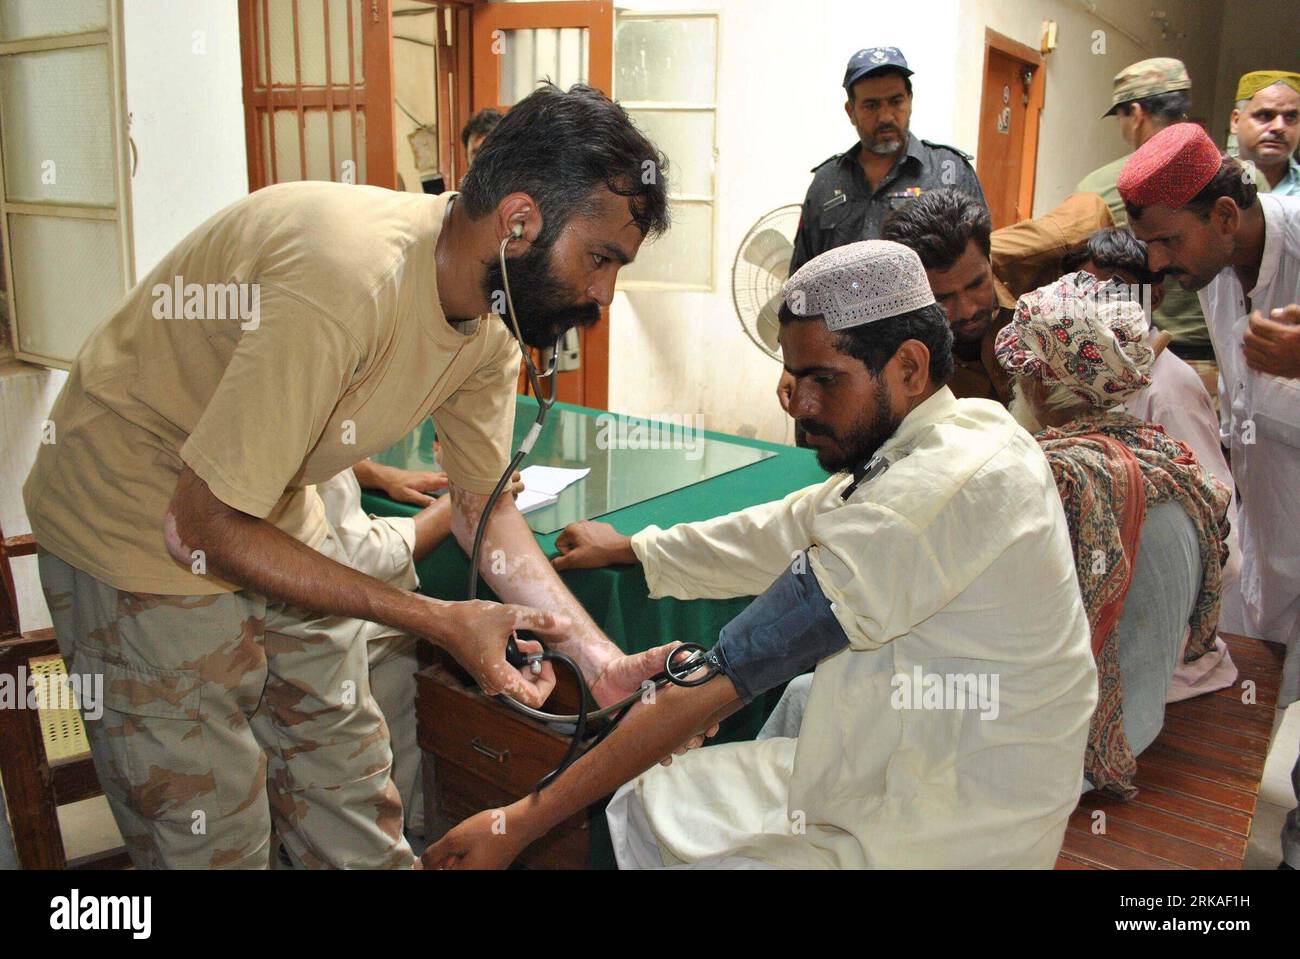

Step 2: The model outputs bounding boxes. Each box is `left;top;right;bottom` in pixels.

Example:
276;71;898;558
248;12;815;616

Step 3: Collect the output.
470;0;612;112
975;28;1046;224
471;0;614;409
427;0;475;190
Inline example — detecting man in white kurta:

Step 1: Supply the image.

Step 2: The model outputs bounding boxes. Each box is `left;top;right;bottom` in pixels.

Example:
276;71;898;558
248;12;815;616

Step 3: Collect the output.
607;385;1097;869
1120;122;1300;867
1197;192;1300;704
315;469;426;836
1198;194;1300;870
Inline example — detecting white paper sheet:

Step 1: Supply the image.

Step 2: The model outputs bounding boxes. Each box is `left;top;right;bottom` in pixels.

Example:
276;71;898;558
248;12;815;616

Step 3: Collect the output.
515;488;559;515
519;465;591;496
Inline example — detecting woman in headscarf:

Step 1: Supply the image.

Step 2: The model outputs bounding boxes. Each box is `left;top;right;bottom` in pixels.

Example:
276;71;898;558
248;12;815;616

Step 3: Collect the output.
998;271;1232;797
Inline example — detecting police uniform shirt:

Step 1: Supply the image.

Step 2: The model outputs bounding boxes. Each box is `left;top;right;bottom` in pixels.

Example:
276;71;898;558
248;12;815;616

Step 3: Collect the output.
790;134;987;273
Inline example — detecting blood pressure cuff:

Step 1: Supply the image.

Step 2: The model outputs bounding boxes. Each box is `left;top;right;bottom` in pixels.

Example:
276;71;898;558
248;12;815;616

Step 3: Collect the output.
709;552;850;703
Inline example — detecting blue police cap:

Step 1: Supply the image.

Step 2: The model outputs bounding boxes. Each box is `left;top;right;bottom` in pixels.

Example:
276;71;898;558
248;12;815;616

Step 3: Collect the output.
843;47;912;94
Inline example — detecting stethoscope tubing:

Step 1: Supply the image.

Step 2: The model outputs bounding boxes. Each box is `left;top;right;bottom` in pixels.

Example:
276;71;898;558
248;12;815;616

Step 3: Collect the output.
464;234;717;787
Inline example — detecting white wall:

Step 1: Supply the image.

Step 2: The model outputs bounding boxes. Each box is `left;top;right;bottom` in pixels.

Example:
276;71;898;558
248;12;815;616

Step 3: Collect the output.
0;362;67;630
608;0;964;444
123;0;248;276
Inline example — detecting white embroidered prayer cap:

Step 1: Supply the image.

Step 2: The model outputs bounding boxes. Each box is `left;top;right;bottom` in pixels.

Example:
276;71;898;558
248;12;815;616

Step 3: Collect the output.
782;240;936;331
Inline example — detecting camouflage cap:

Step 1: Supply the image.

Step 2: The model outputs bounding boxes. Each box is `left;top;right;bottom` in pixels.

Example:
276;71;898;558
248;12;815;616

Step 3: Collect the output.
1103;57;1191;118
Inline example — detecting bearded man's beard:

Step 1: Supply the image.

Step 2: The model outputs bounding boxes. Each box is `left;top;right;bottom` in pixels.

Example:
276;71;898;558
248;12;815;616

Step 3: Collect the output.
483;240;601;348
866;122;908;155
799;378;902;474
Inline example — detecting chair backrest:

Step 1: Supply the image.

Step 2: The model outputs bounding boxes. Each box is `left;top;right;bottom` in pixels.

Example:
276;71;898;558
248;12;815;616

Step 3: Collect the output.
0;520;35;638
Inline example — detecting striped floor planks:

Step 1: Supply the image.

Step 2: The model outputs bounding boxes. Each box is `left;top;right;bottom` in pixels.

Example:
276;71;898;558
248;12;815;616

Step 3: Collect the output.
1055;634;1285;869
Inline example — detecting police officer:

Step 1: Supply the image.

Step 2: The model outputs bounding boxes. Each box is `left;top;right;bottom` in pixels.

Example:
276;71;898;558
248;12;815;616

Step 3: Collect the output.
790;47;987;273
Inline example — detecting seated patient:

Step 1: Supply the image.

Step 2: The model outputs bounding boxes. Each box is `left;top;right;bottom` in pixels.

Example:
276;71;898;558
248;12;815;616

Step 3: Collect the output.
1064;227;1247;646
1066;227;1248;654
423;240;1097;870
1061;228;1232;498
1001;273;1232;796
312;460;449;841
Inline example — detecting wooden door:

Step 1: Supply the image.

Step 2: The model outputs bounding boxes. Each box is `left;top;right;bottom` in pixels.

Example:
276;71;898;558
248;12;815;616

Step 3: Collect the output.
975;30;1045;229
472;0;613;409
238;0;397;190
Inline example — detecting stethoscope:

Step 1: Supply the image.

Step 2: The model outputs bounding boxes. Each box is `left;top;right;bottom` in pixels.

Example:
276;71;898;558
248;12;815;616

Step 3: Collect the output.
463;226;718;791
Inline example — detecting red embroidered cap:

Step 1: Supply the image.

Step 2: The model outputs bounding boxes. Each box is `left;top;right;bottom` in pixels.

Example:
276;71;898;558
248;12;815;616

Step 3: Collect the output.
1117;123;1222;210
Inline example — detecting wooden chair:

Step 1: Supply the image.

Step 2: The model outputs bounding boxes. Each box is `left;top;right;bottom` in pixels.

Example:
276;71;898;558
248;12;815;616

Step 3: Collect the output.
1056;632;1286;869
0;526;127;868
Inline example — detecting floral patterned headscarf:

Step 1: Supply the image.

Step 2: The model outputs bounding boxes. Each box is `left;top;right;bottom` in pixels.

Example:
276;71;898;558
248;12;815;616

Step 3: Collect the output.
995;271;1153;406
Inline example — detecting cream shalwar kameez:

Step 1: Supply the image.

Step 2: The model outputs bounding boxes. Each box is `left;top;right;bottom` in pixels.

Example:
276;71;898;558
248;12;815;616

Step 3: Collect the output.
610;388;1097;869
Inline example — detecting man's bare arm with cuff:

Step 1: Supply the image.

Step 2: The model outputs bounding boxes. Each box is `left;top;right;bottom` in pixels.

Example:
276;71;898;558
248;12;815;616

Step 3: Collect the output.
165;467;561;707
421;674;742;870
422;545;852;869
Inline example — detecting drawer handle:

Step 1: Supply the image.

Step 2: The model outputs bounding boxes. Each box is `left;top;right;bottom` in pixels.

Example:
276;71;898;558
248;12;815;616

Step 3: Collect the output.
471;737;510;764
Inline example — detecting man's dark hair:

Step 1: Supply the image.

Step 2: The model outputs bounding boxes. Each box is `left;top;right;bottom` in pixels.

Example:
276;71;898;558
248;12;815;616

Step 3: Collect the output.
778;302;954;387
1116;90;1191;124
459;83;670;244
848;67;913;100
460;107;503;150
880;188;991;271
1125;154;1259;222
1060;227;1161;284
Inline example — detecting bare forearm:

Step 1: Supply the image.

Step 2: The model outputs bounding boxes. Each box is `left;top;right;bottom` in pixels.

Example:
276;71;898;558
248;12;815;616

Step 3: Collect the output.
350;458;387;490
453;489;620;676
190;506;437;631
166;472;443;638
511;678;741;842
412;501;452;562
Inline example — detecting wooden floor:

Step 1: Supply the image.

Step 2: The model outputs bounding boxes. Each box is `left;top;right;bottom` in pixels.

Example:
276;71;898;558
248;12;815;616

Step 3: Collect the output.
1057;634;1285;869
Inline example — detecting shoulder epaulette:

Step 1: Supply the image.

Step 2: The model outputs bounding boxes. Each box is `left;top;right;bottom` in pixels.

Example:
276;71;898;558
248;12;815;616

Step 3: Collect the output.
810;153;843;173
920;139;975;163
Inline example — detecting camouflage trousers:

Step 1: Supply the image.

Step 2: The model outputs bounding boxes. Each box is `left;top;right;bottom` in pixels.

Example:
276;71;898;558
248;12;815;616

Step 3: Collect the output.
39;547;415;870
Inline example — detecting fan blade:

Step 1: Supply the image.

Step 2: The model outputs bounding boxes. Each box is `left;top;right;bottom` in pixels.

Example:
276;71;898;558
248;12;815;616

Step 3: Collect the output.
756;290;785;352
742;228;794;279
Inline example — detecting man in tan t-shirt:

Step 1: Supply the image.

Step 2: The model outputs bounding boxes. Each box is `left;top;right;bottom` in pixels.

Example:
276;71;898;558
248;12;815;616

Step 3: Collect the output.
24;83;675;869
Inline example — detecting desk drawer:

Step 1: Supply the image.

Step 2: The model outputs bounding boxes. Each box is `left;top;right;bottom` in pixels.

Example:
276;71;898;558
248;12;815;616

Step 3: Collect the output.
417;669;576;795
417;664;590;868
